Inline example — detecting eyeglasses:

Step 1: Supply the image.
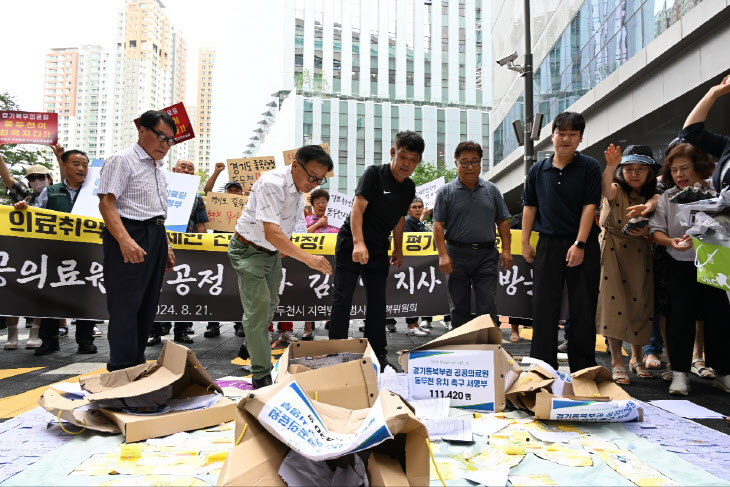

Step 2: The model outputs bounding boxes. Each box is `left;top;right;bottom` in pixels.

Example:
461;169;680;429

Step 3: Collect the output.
299;163;327;185
457;160;481;168
26;174;48;182
147;126;176;146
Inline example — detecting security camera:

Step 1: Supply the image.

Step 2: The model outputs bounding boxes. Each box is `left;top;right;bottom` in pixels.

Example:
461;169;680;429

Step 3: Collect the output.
496;52;518;67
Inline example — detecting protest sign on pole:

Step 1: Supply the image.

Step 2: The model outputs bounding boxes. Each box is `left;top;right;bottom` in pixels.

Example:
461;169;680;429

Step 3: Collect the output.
324;191;353;228
227;156;276;193
71;167;200;233
205;192;249;232
282;143;333;177
415;176;445;209
133;102;195;144
0;111;58;145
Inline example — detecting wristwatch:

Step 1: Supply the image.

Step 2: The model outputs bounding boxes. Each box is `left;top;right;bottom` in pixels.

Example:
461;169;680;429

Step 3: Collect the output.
573;240;586;249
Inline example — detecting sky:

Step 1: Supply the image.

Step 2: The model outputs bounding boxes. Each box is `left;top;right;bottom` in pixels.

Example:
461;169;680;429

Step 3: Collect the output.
1;0;282;163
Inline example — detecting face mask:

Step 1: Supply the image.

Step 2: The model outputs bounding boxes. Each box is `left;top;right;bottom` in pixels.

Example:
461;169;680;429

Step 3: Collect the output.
29;178;49;194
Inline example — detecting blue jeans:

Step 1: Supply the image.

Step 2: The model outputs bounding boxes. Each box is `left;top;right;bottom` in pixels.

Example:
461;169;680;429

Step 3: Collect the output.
643;313;664;356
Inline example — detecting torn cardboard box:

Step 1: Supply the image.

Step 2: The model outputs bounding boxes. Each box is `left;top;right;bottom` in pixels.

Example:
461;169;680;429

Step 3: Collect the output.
506;363;642;422
218;375;429;486
39;341;236;442
400;315;510;412
273;338;380;410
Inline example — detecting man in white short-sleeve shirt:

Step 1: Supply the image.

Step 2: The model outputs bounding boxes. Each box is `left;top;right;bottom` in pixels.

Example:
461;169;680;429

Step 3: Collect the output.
228;145;333;388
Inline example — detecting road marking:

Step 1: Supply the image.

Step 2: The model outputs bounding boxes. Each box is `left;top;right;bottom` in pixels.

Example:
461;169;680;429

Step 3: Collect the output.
42;363;107;375
0;367;44;381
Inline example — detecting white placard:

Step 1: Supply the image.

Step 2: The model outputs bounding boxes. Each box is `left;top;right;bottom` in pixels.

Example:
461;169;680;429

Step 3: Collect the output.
258;381;392;461
72;166;200;233
325;191;353;228
408;349;496;412
291;216;307;235
415;176;445;209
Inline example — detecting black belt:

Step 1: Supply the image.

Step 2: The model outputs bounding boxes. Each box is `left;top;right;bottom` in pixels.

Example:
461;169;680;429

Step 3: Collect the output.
121;216;166;226
233;231;277;255
446;240;494;250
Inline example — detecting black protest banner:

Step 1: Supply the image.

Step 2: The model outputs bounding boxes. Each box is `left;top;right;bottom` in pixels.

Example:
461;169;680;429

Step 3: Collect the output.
0;206;536;321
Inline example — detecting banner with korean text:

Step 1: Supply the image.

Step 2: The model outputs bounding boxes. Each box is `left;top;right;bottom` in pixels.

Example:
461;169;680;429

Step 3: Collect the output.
0;111;58;145
205;192;248;232
227;156;276;193
0;206;537;321
133;102;195;143
283;143;333;177
324;191;353;228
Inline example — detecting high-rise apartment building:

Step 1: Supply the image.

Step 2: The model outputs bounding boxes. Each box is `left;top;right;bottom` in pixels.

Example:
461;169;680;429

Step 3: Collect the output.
195;48;216;173
42;45;114;181
111;0;187;166
248;0;492;195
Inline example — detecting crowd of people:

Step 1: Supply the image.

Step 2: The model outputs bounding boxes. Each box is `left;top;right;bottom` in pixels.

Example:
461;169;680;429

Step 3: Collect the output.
1;78;729;394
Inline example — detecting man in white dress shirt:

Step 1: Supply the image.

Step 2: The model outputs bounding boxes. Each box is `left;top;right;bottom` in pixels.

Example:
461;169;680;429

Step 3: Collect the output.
97;110;176;371
229;145;332;388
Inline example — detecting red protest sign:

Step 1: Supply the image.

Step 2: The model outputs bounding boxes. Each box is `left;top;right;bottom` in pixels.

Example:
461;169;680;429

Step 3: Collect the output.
0;111;58;145
133;102;195;143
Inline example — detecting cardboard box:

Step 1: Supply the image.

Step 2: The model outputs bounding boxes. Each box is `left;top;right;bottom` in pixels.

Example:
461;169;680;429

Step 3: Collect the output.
39;341;236;443
273;338;380;410
506;364;642;422
218;375;429;487
400;315;510;412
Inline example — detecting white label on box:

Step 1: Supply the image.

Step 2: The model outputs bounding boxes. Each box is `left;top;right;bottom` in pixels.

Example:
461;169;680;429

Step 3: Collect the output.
549;398;641;422
258;380;392;461
408;349;496;412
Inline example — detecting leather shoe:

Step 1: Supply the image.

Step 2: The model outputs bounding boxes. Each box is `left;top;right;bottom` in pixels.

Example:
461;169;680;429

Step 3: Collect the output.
237;343;250;360
376;354;397;372
234;325;245;338
161;323;172;335
147;335;162;347
77;343;98;354
203;327;220;338
174;333;193;344
34;341;60;356
252;375;273;389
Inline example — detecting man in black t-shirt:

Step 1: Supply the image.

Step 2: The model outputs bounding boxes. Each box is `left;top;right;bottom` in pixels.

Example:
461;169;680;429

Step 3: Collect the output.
329;131;424;369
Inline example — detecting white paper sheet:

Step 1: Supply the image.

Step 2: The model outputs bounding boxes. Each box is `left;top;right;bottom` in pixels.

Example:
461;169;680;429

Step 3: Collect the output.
648;400;725;419
529;430;580;443
378;372;410;400
409;398;449;420
462;467;509;487
471;417;510;437
423;418;472;442
146;431;189;446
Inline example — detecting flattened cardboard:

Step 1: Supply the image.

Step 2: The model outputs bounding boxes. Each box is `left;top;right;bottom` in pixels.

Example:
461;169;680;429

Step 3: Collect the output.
218;372;429;487
38;389;120;434
570;366;632;401
369;452;411;487
274;338;379;409
505;366;556;412
40;341;236;443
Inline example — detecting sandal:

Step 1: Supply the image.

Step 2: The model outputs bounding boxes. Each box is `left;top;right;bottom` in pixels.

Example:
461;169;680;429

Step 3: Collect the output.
612;366;631;385
661;366;673;382
643;355;661;369
510;331;520;342
630;362;653;378
691;359;715;379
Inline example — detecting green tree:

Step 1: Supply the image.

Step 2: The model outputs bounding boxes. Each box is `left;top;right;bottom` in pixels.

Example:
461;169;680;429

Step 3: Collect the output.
0;93;52;205
409;160;458;187
195;168;208;196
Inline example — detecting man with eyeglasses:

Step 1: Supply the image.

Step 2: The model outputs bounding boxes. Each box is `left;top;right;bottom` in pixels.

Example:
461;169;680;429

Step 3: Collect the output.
229;145;332;389
97;110;177;372
329;130;424;371
522;111;601;372
433;141;512;329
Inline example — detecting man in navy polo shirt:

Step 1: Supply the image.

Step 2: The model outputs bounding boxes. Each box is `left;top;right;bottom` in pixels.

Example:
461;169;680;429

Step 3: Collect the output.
522;112;601;372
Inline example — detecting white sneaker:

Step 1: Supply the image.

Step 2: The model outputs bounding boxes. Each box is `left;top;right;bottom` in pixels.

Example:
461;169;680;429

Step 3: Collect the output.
93;326;103;337
418;326;431;334
406;327;428;336
279;330;299;343
713;374;730;393
420;320;433;329
669;371;690;396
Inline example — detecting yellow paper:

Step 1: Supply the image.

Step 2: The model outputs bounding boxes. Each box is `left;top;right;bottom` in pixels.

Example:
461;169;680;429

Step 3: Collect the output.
119;444;142;460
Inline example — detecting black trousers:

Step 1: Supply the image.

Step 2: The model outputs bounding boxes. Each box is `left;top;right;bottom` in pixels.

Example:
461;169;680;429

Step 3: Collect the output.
151;321;189;336
446;244;500;328
666;258;730;375
103;220;167;371
530;235;600;372
329;238;390;356
39;318;94;347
